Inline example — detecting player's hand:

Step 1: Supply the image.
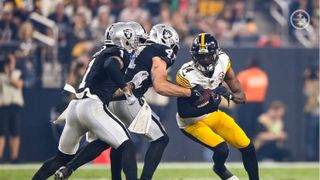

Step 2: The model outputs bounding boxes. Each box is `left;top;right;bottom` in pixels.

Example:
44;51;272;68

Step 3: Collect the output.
190;85;204;100
213;86;233;101
209;94;222;107
130;71;149;89
122;82;136;105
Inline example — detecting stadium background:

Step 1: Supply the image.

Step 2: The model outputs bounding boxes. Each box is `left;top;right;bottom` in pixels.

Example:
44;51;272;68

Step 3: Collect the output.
0;0;319;178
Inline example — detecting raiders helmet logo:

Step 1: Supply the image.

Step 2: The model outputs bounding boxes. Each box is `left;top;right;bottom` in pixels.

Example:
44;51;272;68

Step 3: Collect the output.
123;29;133;39
163;29;173;39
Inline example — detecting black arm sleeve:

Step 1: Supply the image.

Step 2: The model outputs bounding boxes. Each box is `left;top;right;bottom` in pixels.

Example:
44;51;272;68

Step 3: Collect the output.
177;97;220;118
104;57;126;89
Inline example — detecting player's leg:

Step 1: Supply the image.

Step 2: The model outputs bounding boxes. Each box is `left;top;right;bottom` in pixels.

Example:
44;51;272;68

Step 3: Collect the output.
140;113;169;180
33;100;85;180
8;105;22;162
81;100;137;180
182;120;236;180
206;111;259;180
109;99;169;180
0;106;8;161
67;138;110;171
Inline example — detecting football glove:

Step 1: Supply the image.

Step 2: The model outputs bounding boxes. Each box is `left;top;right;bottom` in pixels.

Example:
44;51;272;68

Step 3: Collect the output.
190;85;204;101
130;71;149;89
213;86;233;100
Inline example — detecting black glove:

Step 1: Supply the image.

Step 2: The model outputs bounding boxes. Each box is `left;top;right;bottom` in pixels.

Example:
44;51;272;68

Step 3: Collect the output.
190;85;204;101
213;86;233;107
209;94;222;107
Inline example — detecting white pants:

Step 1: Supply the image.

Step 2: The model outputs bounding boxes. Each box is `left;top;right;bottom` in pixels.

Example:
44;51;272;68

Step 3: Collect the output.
58;98;130;155
107;98;166;141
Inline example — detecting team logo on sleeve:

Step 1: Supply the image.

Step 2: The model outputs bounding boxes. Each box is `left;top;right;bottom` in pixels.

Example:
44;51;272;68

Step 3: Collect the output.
123;29;133;39
163;29;173;39
218;72;225;80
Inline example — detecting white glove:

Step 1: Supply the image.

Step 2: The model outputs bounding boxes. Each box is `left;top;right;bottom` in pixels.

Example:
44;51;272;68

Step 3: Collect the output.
130;71;149;89
125;93;137;105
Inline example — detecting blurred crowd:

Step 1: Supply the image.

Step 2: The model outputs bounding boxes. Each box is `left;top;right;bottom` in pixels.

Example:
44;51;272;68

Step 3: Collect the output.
0;0;319;88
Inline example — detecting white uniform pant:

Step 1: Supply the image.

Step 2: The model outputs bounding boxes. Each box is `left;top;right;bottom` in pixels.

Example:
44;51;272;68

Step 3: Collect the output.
108;98;166;141
58;98;130;155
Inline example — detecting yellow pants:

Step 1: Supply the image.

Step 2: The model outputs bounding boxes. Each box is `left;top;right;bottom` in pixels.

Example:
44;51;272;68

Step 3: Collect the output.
182;110;250;149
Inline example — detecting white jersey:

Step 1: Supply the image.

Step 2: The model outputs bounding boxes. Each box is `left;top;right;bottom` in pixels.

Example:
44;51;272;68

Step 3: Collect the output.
176;51;231;128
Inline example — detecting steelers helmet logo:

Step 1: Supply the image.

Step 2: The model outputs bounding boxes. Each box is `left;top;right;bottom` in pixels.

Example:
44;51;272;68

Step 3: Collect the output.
123;29;133;39
218;72;225;80
163;29;173;39
290;9;310;30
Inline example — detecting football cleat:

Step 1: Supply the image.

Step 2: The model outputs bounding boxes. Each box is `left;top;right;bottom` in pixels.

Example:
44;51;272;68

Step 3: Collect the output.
54;166;73;180
213;165;237;180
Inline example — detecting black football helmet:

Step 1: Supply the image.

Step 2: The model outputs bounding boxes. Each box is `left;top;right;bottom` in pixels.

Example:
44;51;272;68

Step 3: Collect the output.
190;33;220;75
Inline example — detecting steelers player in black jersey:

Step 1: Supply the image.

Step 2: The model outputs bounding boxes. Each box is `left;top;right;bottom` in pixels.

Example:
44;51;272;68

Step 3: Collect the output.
53;24;208;180
33;23;139;180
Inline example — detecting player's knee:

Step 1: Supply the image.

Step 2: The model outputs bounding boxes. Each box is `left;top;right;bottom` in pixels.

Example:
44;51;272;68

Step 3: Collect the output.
119;139;135;150
239;142;256;154
57;150;75;164
234;136;251;149
213;142;229;159
155;134;169;146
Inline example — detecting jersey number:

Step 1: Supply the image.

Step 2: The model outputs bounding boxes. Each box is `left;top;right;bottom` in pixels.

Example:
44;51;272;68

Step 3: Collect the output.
165;49;175;60
79;58;96;89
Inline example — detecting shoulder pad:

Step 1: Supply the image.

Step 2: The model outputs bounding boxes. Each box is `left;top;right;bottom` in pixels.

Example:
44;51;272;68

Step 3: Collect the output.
148;43;176;67
176;62;195;88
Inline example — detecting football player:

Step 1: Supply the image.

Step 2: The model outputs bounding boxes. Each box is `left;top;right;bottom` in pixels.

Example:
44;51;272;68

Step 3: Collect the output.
176;33;259;180
33;23;139;180
54;24;207;180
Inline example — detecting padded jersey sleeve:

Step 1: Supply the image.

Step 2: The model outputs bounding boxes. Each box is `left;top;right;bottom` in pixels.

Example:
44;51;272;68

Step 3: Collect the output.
219;52;231;72
176;63;197;88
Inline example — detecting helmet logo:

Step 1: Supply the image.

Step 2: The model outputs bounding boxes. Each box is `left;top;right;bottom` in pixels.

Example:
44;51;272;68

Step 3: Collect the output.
163;29;172;39
123;29;133;39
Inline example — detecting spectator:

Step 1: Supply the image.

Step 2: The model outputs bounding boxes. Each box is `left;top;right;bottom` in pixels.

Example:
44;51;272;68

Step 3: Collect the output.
303;65;319;161
65;0;92;23
118;0;150;30
91;5;114;44
14;21;40;88
0;3;18;43
159;3;172;25
213;18;234;46
171;7;189;40
254;101;292;161
237;58;269;138
71;11;92;43
0;53;24;163
233;16;260;45
48;2;72;73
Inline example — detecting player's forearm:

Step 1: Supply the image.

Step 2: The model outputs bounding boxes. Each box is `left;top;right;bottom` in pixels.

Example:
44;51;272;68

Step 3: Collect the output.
232;91;246;104
153;80;191;97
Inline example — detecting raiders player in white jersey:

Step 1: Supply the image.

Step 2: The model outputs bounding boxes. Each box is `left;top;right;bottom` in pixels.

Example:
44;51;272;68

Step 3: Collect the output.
33;23;140;180
54;23;208;180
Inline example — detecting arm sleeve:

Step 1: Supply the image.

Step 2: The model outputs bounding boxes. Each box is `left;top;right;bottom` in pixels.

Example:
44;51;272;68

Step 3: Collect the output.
177;97;219;118
104;57;126;89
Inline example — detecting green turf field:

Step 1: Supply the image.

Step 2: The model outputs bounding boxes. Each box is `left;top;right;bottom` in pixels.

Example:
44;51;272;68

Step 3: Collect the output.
0;163;318;180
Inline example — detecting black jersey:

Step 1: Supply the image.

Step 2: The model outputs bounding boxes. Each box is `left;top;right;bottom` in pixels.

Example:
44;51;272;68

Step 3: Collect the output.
125;43;176;98
77;45;130;104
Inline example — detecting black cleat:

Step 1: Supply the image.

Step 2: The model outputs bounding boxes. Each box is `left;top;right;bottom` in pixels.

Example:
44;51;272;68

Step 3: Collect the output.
54;166;73;180
213;165;239;180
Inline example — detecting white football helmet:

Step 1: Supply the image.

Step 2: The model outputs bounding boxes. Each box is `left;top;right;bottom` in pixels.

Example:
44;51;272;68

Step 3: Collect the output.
149;24;180;54
111;23;138;53
104;22;125;45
